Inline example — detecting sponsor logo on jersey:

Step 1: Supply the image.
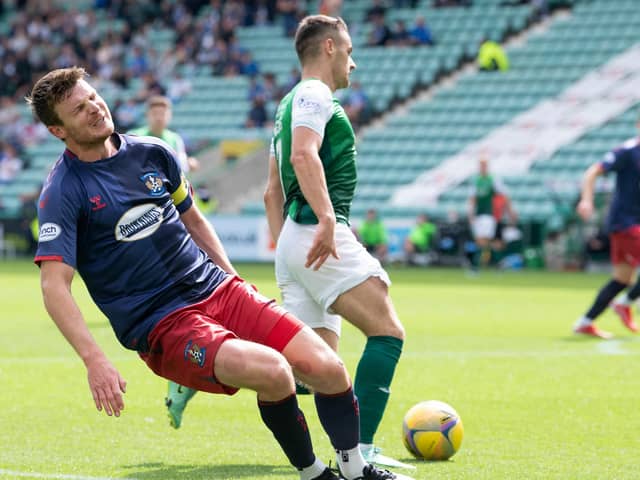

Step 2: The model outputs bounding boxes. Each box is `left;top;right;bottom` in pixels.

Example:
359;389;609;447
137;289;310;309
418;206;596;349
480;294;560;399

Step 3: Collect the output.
296;96;321;114
39;223;61;242
89;194;107;211
184;340;206;368
140;172;166;196
114;203;163;242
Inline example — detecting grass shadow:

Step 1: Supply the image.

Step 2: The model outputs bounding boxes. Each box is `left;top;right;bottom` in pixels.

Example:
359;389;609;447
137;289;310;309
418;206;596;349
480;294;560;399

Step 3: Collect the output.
122;462;295;479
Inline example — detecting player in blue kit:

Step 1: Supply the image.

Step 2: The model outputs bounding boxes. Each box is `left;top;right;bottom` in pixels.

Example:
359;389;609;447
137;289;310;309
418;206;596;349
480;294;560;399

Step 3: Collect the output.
574;135;640;338
28;67;400;480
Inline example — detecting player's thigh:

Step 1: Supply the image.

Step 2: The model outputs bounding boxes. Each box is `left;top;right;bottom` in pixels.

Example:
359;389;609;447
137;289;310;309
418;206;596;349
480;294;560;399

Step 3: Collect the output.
280;326;349;394
612;263;634;284
331;275;405;339
214;338;294;395
610;227;640;283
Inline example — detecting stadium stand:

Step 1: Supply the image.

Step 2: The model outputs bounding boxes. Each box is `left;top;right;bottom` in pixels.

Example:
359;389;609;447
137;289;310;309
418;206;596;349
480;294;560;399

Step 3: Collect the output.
1;0;639;260
390;0;640;229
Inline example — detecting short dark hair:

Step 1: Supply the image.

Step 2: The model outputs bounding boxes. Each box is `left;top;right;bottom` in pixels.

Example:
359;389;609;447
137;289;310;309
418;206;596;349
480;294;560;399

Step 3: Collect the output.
26;67;87;126
294;15;348;65
146;95;172;110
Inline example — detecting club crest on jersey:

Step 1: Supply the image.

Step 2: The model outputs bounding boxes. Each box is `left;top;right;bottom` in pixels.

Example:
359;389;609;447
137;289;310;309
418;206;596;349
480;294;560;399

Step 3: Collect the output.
184;340;206;368
140;172;166;196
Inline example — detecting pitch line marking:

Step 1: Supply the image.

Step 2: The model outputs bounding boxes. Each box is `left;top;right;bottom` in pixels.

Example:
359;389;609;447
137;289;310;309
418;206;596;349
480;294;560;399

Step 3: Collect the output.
0;469;138;480
595;339;626;356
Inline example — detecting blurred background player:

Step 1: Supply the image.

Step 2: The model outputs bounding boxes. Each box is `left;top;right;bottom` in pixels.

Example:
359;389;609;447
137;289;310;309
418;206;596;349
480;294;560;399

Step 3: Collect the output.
573;127;640;338
130;95;200;173
467;157;516;270
358;208;388;263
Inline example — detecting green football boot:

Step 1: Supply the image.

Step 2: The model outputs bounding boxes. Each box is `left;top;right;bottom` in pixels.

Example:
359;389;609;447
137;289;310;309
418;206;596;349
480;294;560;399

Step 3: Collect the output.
165;381;197;429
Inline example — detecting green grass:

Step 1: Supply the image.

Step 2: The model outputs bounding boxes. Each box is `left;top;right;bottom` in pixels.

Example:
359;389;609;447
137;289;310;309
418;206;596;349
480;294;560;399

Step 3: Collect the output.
1;260;639;479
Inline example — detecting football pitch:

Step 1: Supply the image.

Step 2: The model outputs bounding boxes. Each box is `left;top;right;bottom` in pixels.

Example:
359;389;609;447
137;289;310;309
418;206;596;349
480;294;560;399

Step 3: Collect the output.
1;260;639;480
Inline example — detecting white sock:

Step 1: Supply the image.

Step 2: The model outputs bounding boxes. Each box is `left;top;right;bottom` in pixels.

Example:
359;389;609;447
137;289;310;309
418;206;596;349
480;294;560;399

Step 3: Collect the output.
574;316;592;329
299;457;326;480
337;446;367;480
617;293;631;306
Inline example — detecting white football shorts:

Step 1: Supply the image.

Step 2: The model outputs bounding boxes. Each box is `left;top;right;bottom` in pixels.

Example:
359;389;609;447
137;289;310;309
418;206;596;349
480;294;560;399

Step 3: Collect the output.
275;216;391;336
472;214;497;240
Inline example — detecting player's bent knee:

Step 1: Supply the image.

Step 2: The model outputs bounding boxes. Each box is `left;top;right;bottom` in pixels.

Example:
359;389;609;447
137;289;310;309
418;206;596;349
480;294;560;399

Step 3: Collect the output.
302;350;350;394
259;356;295;393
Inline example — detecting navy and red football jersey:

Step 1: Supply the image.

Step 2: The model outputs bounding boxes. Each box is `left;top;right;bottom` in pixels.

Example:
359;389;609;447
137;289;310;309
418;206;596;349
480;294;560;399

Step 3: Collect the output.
35;134;227;352
600;137;640;233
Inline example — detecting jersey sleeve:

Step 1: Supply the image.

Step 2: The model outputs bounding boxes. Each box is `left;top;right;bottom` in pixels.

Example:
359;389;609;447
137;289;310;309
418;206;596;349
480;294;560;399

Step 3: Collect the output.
601;139;635;173
161;144;193;214
34;176;82;268
291;80;334;138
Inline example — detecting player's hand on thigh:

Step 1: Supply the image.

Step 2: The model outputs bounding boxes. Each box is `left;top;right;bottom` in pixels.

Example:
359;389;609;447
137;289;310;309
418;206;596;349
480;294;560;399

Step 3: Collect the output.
306;221;339;270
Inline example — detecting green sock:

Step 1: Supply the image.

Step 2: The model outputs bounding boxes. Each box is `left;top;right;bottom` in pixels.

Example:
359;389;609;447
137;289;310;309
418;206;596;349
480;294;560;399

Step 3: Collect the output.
354;336;403;444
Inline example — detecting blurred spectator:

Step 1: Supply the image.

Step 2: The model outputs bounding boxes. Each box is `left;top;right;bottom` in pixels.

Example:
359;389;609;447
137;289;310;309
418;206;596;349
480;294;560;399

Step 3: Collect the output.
367;13;392;47
477;38;509;72
276;0;302;37
245;95;269;128
113;98;143;131
262;72;281;101
436;210;473;266
393;0;418;6
358;208;388;263
167;71;193;103
409;16;434;46
283;67;301;93
404;213;438;266
343;81;370;129
0;142;24;184
365;0;387;22
238;51;260;76
319;0;342;16
434;0;472;6
248;74;266;101
390;19;412;47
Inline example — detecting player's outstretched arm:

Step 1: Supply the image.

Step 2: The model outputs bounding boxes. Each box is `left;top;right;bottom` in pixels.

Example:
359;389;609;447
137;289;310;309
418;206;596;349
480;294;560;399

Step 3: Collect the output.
264;152;285;244
40;261;127;417
291;126;338;270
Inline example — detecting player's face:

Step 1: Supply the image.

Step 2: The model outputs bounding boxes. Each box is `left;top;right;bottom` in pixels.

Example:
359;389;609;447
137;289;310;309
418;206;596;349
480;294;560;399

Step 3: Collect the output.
50;79;114;146
147;105;171;131
332;29;356;90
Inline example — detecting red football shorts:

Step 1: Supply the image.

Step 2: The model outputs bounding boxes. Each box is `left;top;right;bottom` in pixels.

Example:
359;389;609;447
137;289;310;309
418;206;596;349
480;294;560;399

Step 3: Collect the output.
139;276;304;395
610;225;640;267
